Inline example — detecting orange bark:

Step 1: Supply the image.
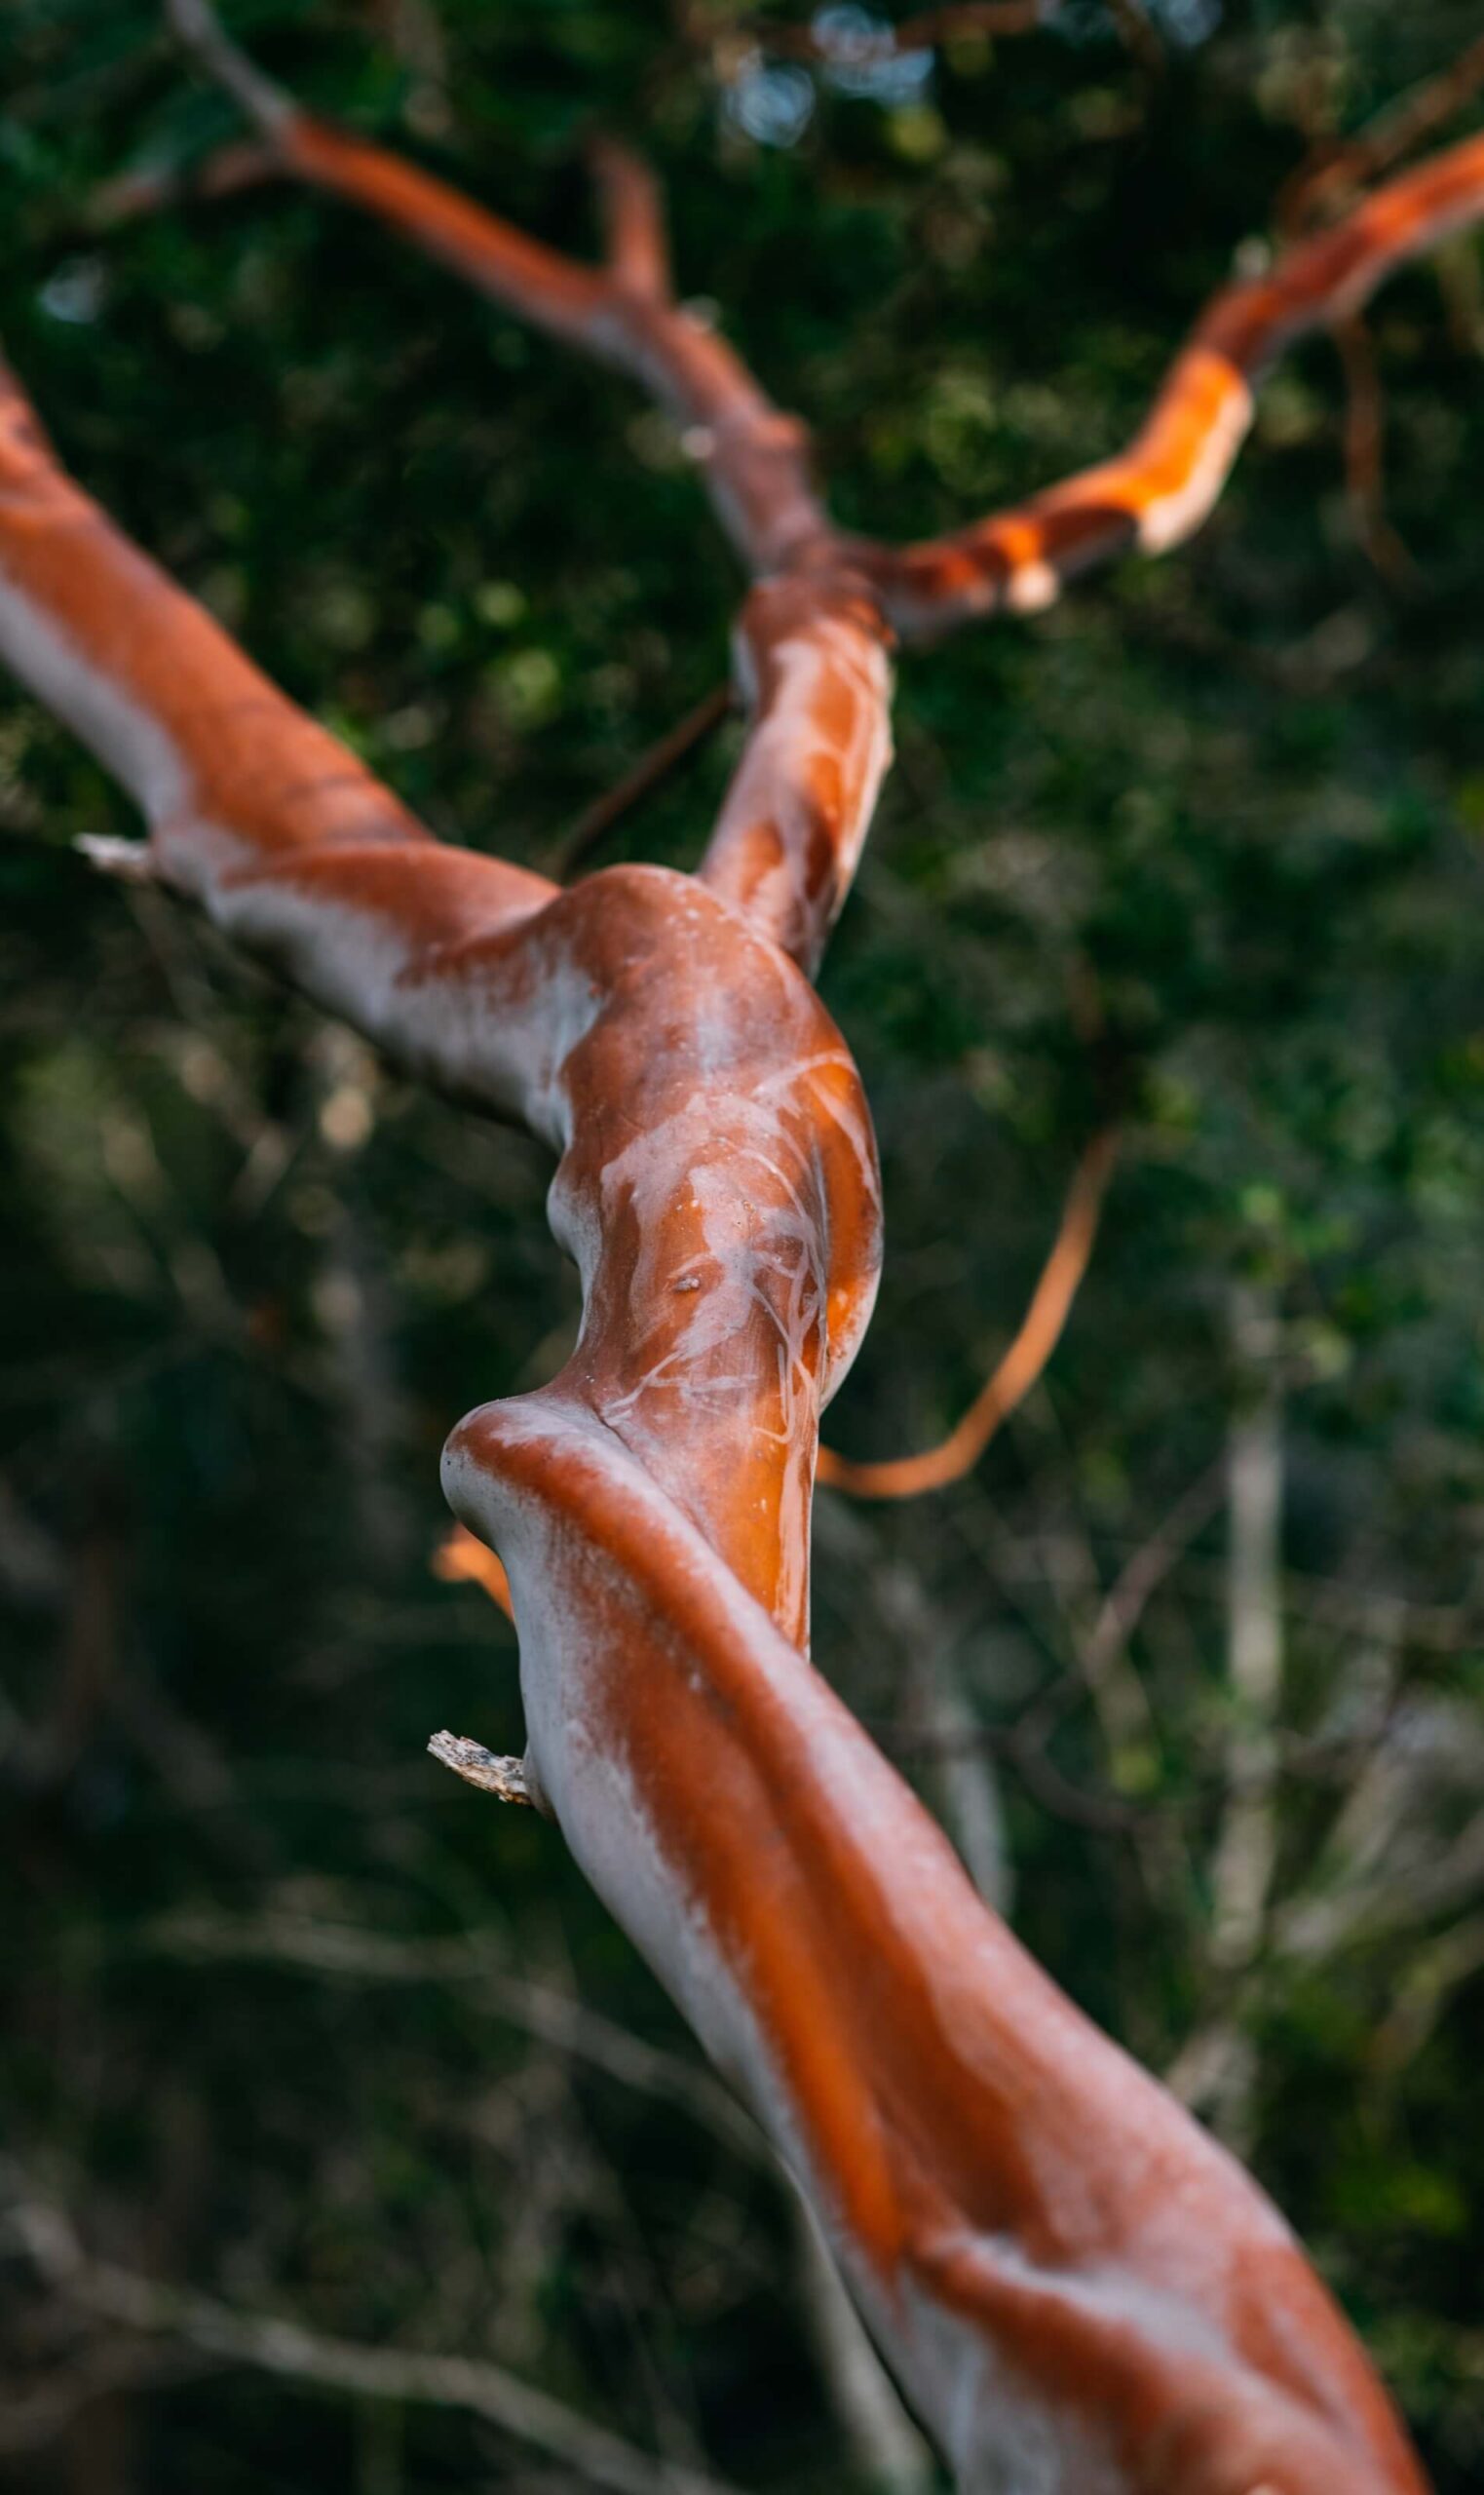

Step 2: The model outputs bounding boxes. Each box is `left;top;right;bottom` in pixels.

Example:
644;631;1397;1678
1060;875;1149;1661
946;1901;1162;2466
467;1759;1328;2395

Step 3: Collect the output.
6;12;1482;2486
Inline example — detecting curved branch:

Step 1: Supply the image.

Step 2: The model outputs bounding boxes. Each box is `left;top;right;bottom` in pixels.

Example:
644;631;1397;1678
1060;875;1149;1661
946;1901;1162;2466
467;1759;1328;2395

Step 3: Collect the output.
0;397;578;1172
0;358;554;1022
4;14;1467;2488
159;4;1484;679
818;1127;1117;1498
855;129;1484;633
162;0;888;966
165;0;829;581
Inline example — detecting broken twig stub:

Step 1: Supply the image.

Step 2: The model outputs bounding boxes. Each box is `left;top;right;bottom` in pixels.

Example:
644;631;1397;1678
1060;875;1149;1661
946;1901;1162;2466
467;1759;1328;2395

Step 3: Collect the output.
428;1731;534;1806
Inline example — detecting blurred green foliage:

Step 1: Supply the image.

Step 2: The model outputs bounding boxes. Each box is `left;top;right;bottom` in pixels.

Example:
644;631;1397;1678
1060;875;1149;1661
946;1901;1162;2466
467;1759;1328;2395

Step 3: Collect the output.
3;2;1483;2488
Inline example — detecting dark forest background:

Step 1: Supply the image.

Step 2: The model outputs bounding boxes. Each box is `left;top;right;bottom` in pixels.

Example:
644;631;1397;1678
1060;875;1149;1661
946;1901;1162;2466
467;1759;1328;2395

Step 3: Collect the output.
3;2;1483;2488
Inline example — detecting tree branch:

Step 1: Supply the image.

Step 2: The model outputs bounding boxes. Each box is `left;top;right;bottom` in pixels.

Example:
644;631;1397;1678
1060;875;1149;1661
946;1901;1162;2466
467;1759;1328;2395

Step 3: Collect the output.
818;1128;1118;1497
0;355;556;1087
854;129;1484;632
163;0;893;969
5;2187;745;2495
698;572;895;968
590;134;673;301
146;4;1484;662
554;681;733;879
166;0;829;581
1;14;1472;2487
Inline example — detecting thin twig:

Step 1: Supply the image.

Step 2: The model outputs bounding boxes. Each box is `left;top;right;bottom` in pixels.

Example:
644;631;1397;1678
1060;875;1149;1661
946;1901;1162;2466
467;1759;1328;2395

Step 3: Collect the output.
88;134;283;226
555;682;733;878
5;2189;745;2495
818;1129;1118;1498
1332;311;1416;585
590;135;672;300
1081;1457;1227;1694
165;0;293;134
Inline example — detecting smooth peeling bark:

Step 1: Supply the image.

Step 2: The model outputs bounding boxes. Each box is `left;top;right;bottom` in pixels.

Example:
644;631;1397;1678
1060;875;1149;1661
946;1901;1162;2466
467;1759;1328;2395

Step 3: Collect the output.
442;1389;1427;2495
0;332;1427;2491
0;363;876;1629
0;361;553;979
443;864;886;1641
12;14;1484;2483
700;570;895;974
0;467;1421;2495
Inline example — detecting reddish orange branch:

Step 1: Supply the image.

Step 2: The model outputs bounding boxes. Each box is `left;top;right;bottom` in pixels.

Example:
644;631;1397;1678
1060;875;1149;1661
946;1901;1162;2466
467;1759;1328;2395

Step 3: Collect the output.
818;1127;1118;1498
856;128;1484;632
699;572;894;969
4;11;1480;2489
167;0;830;581
164;0;890;972
589;134;672;302
152;0;1484;665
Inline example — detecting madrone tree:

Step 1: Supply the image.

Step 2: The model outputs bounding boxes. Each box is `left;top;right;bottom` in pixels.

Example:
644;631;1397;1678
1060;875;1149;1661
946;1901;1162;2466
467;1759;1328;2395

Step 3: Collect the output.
4;6;1482;2489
